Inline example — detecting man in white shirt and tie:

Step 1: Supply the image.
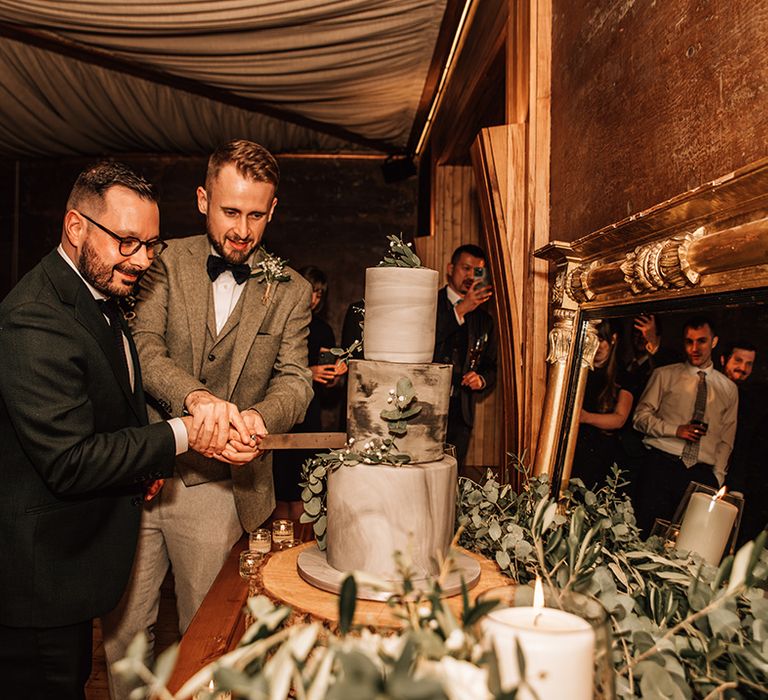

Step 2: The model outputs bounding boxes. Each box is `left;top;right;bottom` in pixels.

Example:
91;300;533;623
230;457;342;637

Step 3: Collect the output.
632;316;738;536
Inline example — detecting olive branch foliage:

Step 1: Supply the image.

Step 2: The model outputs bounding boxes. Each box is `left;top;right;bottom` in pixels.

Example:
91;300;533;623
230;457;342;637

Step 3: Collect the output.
117;462;768;700
458;462;768;699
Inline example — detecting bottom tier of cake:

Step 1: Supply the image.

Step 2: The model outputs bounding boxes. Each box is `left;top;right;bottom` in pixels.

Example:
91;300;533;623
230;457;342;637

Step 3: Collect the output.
326;455;457;581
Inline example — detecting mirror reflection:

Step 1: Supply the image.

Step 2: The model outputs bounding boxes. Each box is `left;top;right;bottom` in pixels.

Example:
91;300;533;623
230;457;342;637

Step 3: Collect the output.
570;297;768;547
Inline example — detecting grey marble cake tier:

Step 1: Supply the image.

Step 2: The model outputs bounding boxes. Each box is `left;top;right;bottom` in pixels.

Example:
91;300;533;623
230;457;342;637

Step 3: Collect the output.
347;359;451;463
326;455;457;581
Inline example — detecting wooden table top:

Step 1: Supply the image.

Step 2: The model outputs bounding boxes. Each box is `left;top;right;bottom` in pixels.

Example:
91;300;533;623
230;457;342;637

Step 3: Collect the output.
261;542;510;630
167;538;509;693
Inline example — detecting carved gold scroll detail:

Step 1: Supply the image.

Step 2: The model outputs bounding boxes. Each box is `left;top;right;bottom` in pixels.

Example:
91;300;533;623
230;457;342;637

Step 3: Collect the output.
619;227;705;293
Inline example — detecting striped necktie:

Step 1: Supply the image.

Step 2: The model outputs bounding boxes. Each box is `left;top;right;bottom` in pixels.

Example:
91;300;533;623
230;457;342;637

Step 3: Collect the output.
681;371;707;468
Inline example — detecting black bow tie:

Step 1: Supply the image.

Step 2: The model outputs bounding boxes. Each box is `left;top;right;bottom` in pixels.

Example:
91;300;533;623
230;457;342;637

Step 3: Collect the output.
206;255;251;285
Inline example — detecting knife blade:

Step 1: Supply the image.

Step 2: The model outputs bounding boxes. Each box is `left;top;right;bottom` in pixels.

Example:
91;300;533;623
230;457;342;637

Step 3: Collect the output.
255;432;348;450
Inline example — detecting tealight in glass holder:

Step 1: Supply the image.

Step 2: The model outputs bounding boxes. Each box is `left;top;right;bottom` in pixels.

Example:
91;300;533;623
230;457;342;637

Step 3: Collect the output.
669;482;744;565
650;518;680;551
477;583;614;700
239;550;263;596
272;518;294;545
249;527;272;554
193;679;232;700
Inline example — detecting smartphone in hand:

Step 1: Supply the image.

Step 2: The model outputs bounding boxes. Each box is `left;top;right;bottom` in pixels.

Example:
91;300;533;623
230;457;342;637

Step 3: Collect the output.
473;265;491;289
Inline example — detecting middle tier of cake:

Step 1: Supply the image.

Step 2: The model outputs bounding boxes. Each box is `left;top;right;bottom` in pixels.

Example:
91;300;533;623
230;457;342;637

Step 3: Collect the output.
326;455;458;581
346;359;451;463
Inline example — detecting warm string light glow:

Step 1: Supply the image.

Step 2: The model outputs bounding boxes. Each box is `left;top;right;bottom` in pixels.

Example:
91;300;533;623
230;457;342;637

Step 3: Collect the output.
708;485;727;513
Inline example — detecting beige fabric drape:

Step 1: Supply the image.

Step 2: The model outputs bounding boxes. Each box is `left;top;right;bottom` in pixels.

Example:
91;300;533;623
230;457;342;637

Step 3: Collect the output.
0;0;448;155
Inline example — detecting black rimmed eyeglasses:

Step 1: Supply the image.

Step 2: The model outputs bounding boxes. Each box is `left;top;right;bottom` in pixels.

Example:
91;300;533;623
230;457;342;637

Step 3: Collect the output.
77;211;168;258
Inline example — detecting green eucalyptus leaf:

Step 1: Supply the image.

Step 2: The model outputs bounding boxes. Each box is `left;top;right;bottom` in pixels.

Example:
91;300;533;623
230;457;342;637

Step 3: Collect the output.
727;540;754;595
496;550;511;570
304;497;322;517
708;607;741;638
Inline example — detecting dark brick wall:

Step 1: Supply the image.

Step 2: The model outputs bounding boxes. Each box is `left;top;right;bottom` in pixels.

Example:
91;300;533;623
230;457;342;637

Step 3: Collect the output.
0;155;417;340
550;0;768;242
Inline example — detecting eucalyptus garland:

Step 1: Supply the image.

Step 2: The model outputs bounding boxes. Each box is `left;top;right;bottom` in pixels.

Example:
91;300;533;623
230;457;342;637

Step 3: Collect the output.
458;466;768;699
119;466;768;700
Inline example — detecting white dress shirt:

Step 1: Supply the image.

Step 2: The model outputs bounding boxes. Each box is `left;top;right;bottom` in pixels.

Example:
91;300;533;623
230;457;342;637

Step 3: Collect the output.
210;247;255;335
633;361;738;484
57;245;188;454
446;285;465;326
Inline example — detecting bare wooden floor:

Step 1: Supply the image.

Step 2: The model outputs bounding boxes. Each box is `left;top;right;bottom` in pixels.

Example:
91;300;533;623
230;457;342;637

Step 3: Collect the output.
86;571;179;700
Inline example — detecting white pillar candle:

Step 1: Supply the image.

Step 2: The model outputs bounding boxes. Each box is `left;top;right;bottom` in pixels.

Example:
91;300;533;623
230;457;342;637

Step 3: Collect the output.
676;491;738;565
482;606;595;700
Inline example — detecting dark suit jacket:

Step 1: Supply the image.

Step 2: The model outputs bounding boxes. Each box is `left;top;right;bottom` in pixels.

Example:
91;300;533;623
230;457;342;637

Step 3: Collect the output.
0;250;176;628
433;286;497;427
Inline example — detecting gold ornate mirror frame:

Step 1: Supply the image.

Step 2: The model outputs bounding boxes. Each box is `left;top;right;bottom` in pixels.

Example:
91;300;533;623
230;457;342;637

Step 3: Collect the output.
532;157;768;495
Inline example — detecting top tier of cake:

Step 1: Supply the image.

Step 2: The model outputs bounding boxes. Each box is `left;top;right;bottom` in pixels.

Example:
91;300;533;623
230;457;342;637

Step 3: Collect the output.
363;266;438;363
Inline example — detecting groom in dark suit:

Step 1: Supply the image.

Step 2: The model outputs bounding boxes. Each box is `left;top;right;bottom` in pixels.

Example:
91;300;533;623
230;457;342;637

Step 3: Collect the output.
433;244;497;472
0;162;201;698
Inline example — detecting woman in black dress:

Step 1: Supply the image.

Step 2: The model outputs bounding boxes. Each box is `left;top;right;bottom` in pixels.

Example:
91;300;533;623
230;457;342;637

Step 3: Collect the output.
272;266;345;525
571;320;634;489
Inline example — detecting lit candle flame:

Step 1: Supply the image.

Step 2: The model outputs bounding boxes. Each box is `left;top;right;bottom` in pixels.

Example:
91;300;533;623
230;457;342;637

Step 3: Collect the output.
708;486;727;512
533;575;545;610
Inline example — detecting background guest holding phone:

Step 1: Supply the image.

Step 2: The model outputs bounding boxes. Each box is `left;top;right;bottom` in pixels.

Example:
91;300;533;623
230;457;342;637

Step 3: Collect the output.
433;244;497;474
272;266;346;527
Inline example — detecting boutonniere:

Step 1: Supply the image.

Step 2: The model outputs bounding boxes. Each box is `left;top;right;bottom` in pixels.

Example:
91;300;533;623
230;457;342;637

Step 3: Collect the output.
249;247;291;304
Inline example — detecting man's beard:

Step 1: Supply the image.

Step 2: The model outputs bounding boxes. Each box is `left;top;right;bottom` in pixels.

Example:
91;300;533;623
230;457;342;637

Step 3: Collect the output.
207;225;258;265
79;239;141;297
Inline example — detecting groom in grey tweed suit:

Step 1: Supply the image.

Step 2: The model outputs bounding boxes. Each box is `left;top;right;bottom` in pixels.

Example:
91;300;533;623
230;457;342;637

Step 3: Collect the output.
103;140;313;699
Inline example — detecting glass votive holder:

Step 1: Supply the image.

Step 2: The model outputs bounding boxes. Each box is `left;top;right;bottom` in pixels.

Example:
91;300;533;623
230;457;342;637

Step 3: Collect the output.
272;518;294;545
249;528;272;554
272;538;302;552
477;583;615;700
671;482;744;565
650;518;680;551
239;549;262;581
444;443;457;459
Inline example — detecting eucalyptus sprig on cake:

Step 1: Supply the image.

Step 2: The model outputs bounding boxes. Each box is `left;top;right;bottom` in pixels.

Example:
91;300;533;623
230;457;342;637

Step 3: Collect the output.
300;438;411;549
249;246;291;304
379;233;422;268
380;377;422;437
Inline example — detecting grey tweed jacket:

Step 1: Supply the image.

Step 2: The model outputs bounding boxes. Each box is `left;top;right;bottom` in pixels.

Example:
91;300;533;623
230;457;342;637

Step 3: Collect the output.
130;234;313;530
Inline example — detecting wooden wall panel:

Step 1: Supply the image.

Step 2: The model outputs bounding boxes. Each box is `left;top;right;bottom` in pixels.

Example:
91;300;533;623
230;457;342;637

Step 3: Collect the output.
550;0;768;242
415;164;502;469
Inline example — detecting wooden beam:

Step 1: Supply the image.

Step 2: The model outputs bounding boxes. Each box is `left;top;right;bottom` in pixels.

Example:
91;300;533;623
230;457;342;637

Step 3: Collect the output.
429;0;508;164
522;0;552;464
471;126;526;482
0;22;400;155
506;0;530;124
406;0;468;154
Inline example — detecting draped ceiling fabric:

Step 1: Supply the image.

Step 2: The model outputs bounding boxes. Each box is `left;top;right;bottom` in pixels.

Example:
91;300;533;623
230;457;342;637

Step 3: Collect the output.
0;0;449;157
